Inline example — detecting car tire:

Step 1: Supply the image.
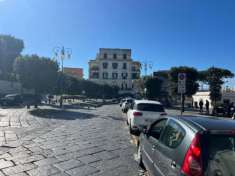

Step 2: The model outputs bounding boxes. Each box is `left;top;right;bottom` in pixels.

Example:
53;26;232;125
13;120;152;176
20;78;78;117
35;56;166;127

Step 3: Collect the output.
137;144;145;169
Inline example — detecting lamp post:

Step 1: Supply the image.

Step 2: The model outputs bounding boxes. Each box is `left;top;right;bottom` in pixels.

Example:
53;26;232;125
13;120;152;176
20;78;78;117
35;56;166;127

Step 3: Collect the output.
142;61;154;76
53;46;72;108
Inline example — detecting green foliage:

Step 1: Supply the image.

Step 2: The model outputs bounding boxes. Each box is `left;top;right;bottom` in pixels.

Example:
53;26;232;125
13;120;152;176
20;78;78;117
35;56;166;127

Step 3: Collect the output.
0;35;24;79
169;66;199;96
14;55;59;94
57;74;119;98
199;67;234;105
144;77;163;100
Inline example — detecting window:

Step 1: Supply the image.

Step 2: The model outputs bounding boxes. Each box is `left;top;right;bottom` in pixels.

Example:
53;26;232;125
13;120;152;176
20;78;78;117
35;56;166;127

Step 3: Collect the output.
137;103;165;112
103;62;108;69
123;54;127;59
112;73;118;79
112;63;118;69
149;119;167;140
159;120;185;149
122;73;128;79
104;53;107;59
103;72;108;79
91;72;99;79
132;73;139;79
113;54;117;59
123;63;127;69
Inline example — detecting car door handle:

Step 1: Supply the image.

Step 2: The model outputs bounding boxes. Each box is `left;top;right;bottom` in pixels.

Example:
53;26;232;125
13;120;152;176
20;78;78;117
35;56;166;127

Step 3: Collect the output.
171;161;176;168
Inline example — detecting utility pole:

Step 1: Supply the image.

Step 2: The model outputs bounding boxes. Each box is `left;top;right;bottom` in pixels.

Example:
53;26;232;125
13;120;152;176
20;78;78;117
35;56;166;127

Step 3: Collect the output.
53;46;72;108
142;61;153;76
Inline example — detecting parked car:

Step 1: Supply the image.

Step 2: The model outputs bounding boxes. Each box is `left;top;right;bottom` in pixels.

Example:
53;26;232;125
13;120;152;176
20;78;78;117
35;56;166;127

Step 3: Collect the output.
0;94;41;107
22;94;41;107
127;100;166;134
121;98;134;113
0;94;23;106
137;115;235;176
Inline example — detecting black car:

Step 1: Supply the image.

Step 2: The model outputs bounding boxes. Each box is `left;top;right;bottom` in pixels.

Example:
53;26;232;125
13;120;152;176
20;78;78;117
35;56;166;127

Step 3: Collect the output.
0;94;41;107
137;116;235;176
0;94;23;106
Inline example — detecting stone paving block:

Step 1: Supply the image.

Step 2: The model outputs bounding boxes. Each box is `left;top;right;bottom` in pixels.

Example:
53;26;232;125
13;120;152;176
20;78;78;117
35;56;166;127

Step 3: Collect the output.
0;122;9;127
51;173;70;176
15;154;45;164
0;159;14;169
55;152;76;162
54;159;84;171
2;163;36;175
0;152;12;159
77;155;101;164
92;151;119;161
27;165;61;176
65;165;100;176
6;152;31;161
10;172;29;176
33;157;60;167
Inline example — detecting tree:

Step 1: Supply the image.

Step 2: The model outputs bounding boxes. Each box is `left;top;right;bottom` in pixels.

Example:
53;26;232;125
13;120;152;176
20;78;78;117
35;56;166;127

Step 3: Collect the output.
0;35;24;79
133;78;145;96
144;77;163;100
199;67;234;106
170;66;199;96
57;74;119;98
14;55;59;94
169;66;199;111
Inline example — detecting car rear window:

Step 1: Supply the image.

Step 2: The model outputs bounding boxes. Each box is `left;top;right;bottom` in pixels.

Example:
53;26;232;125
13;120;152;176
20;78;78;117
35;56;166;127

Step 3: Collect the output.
137;103;164;112
204;134;235;176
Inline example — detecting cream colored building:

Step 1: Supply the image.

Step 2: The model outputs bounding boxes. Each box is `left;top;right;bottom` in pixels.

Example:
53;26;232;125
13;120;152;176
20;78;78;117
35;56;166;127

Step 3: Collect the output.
192;89;235;109
89;48;141;94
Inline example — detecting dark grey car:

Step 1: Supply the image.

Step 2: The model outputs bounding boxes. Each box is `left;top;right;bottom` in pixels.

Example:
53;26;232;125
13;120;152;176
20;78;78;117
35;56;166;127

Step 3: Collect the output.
137;116;235;176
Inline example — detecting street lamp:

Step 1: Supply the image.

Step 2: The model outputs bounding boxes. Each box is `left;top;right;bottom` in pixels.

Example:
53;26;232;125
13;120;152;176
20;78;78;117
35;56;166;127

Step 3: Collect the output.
53;46;72;108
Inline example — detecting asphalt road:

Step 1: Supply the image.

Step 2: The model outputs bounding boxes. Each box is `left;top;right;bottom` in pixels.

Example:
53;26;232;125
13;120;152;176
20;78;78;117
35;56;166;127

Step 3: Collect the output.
0;104;143;176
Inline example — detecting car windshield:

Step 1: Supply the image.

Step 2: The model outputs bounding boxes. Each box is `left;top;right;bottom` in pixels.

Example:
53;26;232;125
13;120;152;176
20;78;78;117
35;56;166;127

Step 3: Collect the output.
205;135;235;175
137;103;164;112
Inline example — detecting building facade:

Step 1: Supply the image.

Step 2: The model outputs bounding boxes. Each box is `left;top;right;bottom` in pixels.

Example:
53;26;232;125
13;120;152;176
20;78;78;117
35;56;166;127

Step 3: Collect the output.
89;48;141;93
192;89;235;109
64;67;83;79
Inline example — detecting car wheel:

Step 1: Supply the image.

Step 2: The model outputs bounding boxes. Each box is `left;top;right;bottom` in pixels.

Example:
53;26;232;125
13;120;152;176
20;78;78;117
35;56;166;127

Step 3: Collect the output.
137;144;145;169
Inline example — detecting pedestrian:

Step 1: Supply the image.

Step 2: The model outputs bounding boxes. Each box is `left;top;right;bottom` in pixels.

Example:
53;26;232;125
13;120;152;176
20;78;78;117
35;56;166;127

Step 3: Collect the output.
199;100;203;113
206;100;210;114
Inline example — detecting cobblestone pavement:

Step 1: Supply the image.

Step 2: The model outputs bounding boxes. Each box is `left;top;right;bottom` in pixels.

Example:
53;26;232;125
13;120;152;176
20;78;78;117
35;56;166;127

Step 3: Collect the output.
0;105;143;176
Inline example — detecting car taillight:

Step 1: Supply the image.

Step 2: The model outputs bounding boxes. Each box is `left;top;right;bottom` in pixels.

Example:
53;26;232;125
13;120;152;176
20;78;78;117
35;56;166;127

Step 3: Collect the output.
133;111;142;116
160;112;167;116
181;133;203;176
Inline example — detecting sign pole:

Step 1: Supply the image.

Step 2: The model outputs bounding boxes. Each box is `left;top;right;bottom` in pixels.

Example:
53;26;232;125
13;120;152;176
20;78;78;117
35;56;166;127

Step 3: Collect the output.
178;73;186;116
181;92;183;116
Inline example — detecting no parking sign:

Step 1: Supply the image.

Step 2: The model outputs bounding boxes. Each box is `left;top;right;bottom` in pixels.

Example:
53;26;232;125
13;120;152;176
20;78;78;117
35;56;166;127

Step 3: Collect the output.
178;73;186;94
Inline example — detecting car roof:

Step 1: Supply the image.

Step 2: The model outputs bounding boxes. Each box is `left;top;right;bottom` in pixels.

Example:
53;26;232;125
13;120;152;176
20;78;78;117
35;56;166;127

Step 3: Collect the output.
178;116;235;131
134;100;162;105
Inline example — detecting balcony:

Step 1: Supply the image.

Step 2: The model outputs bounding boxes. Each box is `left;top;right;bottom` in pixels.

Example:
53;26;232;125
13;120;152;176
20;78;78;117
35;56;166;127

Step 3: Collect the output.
90;66;99;71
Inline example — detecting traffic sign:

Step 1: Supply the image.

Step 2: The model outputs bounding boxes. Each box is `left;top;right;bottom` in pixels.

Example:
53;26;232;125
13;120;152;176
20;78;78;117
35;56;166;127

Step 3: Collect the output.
178;73;186;94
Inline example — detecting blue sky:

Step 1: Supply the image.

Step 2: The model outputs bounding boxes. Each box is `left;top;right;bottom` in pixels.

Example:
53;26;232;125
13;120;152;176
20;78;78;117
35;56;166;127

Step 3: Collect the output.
0;0;235;85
